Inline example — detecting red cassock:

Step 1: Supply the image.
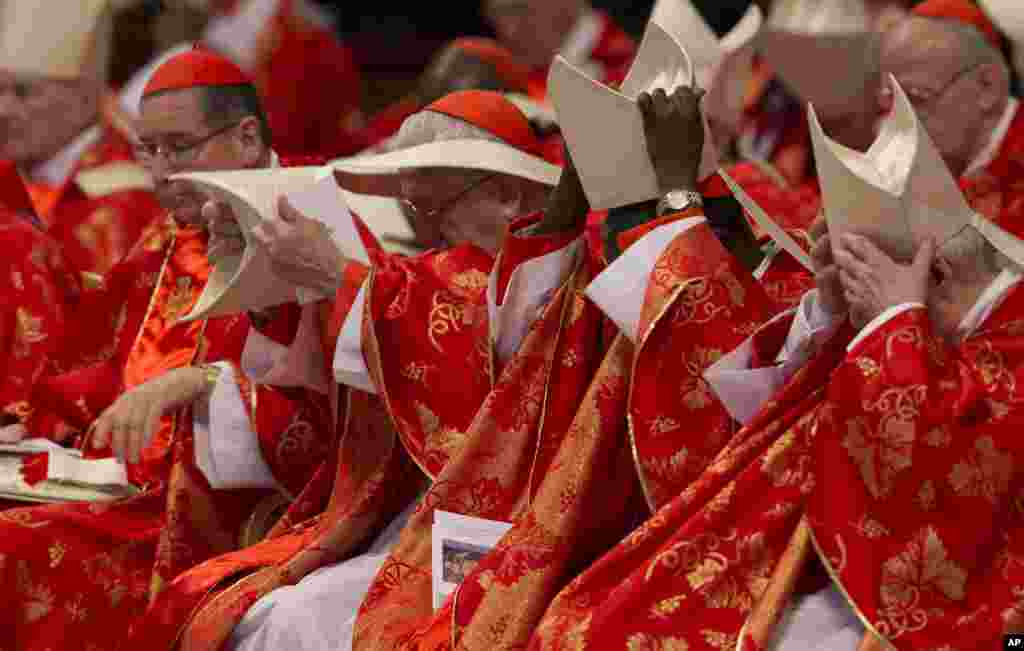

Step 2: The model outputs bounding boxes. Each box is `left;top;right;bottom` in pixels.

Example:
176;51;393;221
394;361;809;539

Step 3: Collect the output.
0;161;333;650
24;125;165;276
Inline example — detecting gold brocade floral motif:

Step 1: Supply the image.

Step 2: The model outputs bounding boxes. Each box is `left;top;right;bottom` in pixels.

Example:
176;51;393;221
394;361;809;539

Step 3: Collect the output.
877;527;967;639
13;308;46;359
947;436;1014;503
450;269;489;294
842;385;925;499
428;291;466;352
17;560;55;622
626;633;689;651
971;342;1015;394
649;594;686;619
162;277;194;321
701;630;739;649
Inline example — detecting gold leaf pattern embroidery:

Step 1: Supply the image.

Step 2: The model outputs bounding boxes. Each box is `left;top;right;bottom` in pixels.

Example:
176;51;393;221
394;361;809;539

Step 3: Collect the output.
650;594;686;620
851;515;890;539
162;277;194;321
626;633;689;651
917;480;936;511
877;527;967;639
842;385;924;498
948;436;1014;504
701;630;739;649
856;357;880;379
49;541;67;568
427;291;465;352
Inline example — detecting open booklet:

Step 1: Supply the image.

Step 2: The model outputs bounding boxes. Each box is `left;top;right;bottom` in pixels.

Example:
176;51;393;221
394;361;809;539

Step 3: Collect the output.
170;167;384;321
432;510;513;610
0;439;137;504
548;19;718;211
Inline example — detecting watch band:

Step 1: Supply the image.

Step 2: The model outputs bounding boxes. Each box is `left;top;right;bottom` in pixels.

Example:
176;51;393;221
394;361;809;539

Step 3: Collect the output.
656;189;704;217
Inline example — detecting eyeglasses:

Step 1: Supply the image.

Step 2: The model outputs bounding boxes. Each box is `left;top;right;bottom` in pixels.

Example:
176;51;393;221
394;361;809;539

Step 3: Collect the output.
133;120;242;165
882;64;980;108
400;173;498;224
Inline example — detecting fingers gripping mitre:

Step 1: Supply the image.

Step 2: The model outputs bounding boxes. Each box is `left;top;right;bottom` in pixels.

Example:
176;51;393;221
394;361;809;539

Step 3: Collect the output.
809;73;1024;272
548;17;719;210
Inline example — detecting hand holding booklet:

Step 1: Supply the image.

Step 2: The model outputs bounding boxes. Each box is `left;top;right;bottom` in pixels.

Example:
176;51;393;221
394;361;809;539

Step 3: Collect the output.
0;438;137;504
169;167;373;321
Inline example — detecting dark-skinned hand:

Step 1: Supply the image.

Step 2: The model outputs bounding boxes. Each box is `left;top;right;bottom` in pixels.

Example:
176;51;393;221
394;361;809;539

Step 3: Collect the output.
638;86;706;194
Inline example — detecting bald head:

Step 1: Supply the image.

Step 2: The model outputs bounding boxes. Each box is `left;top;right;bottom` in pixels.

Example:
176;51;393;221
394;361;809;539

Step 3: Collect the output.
879;15;1010;177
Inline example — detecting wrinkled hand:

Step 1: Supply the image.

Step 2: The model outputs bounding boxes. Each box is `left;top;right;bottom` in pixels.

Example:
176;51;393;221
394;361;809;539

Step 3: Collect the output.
251;197;347;296
0;423;27;444
91;367;209;464
638;85;706;193
835;234;935;329
203;200;245;264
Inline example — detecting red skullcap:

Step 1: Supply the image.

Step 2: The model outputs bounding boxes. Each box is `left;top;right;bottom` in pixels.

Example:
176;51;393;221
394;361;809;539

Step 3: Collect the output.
142;46;252;97
913;0;1004;50
426;90;543;157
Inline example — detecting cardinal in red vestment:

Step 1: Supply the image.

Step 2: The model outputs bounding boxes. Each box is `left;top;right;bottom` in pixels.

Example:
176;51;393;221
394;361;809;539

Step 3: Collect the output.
124;90;570;651
0;47;337;651
0;0;165;275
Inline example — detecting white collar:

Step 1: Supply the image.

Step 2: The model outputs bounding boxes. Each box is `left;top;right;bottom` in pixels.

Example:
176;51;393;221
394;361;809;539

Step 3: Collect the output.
269;150;280;168
30;125;103;187
965;97;1019;177
957;267;1022;339
559;8;603;65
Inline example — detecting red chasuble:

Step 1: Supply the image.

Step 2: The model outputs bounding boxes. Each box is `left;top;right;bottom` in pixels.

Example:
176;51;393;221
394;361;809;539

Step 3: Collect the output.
25;125;165;275
0;163;330;651
0;216;79;426
529;281;1024;649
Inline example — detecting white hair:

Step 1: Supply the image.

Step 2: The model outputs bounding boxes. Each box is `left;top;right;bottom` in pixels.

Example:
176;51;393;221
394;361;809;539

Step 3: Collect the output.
385;111;502;152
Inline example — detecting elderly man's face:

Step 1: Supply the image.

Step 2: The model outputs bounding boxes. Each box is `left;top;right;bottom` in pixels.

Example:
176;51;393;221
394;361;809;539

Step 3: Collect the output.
400;169;509;255
0;70;94;165
137;87;254;225
878;21;989;175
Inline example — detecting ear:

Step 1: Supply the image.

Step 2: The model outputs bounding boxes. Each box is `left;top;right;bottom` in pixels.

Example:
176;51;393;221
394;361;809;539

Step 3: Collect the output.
975;62;1009;112
236;115;265;167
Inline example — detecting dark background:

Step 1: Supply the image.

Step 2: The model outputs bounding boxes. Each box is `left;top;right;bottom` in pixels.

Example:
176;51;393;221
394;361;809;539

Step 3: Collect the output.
312;0;754;110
